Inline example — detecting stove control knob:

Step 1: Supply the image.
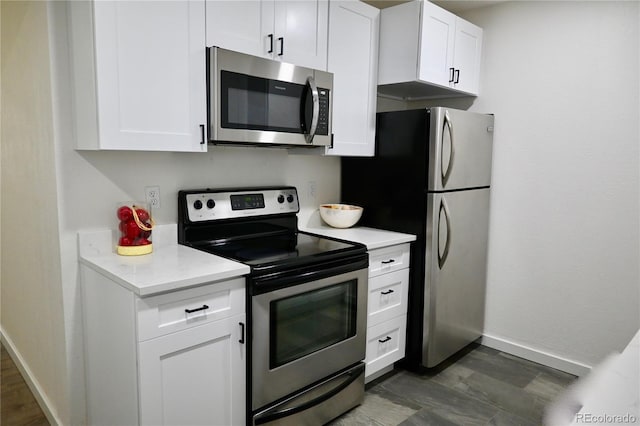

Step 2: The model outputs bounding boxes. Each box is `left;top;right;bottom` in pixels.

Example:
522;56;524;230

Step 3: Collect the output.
277;195;285;204
287;194;294;203
206;199;216;209
193;200;203;210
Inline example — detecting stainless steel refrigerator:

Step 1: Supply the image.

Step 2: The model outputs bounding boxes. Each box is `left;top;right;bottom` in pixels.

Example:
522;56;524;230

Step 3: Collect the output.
341;107;494;370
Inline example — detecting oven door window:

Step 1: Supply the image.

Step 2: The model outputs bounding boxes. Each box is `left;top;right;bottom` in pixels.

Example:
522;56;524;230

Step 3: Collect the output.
270;280;357;369
221;70;304;134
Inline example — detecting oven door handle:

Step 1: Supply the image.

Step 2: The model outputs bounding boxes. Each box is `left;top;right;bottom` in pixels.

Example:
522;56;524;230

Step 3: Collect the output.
254;366;362;425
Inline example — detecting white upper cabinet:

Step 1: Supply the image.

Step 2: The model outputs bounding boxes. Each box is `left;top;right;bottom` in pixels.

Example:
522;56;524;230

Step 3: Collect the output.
325;1;379;157
69;1;207;152
206;0;329;70
378;0;483;100
451;17;483;95
417;3;456;89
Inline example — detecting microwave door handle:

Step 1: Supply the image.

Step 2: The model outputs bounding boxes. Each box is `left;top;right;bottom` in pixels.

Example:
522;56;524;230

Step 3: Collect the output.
304;76;319;144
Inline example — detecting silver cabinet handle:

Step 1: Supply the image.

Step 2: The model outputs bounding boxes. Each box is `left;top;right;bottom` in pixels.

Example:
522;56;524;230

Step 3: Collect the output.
441;110;455;188
304;76;319;144
438;197;451;269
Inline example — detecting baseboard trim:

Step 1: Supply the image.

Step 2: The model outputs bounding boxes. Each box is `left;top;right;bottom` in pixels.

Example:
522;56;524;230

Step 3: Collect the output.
481;333;592;377
0;328;62;426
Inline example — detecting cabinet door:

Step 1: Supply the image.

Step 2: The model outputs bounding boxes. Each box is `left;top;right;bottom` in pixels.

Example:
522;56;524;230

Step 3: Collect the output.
205;0;274;59
417;0;456;88
92;1;206;151
274;0;329;70
138;314;246;426
326;1;378;157
452;18;482;95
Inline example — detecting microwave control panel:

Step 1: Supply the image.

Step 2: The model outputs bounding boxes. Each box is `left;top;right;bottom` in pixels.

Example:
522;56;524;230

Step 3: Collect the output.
316;88;330;136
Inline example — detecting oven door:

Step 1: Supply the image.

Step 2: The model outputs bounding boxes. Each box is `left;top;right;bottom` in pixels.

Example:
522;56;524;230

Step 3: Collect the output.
209;46;332;147
251;265;368;411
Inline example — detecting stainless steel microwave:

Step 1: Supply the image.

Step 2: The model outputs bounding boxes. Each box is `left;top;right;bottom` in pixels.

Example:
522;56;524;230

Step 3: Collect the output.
207;47;333;147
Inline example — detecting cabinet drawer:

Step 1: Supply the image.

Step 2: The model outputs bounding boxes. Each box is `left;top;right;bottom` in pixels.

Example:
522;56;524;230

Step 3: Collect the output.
368;244;410;277
137;278;245;341
367;269;409;327
365;315;407;378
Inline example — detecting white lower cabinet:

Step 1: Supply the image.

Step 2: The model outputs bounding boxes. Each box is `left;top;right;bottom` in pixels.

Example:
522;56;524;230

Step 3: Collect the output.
365;244;410;381
81;266;246;426
138;314;246;425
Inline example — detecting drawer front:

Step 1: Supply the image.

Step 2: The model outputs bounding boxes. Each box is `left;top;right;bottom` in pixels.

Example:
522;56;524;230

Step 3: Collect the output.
365;315;407;378
137;278;245;341
367;268;409;327
369;244;411;277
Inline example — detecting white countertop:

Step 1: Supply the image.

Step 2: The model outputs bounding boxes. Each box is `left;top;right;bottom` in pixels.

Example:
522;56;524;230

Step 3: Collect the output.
78;218;416;296
78;225;249;296
300;215;416;250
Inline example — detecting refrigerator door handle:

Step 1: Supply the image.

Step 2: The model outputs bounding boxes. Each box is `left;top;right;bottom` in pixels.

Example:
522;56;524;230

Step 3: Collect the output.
441;111;455;188
438;197;451;269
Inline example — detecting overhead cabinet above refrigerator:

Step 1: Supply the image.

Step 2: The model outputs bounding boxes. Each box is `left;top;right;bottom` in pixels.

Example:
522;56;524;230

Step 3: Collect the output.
377;0;483;100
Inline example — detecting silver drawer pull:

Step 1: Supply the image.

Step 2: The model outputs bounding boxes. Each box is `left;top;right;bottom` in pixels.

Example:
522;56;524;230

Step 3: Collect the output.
381;259;395;265
380;289;395;295
378;336;392;343
185;304;209;314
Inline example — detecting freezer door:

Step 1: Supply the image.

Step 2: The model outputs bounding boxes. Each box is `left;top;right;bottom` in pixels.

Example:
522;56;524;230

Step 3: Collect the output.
428;107;494;191
423;189;490;368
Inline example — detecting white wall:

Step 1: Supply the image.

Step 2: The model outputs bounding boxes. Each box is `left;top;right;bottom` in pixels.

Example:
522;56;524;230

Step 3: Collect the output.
1;1;69;424
45;2;341;422
438;1;639;372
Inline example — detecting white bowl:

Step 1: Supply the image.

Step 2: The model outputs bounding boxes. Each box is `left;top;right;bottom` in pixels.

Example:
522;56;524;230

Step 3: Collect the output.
319;204;363;228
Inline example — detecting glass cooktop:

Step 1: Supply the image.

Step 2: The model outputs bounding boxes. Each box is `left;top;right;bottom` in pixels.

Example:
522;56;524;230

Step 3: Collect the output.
191;231;363;270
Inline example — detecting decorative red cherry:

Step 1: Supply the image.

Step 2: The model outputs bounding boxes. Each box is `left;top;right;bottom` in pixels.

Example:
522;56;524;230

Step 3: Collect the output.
140;223;152;239
119;236;133;246
117;206;133;222
135;208;150;222
119;221;128;234
125;220;141;239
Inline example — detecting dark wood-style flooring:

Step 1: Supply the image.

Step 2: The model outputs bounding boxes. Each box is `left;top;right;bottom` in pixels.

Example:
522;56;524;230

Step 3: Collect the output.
1;344;50;426
331;343;577;425
0;341;575;426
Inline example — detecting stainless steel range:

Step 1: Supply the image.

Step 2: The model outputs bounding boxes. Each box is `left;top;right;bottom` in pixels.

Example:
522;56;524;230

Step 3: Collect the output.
178;186;368;425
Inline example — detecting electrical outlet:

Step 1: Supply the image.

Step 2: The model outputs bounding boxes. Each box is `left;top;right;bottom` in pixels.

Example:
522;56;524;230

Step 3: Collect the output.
145;186;161;209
